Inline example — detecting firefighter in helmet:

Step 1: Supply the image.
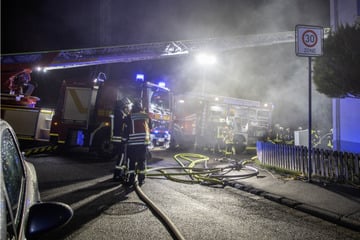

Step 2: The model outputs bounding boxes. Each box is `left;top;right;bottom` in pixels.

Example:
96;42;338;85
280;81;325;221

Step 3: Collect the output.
311;129;320;148
8;69;34;96
223;125;235;158
112;97;132;181
123;100;152;186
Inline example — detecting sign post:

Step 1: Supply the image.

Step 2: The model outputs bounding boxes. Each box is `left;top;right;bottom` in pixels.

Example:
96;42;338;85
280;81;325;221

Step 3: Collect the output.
295;25;324;182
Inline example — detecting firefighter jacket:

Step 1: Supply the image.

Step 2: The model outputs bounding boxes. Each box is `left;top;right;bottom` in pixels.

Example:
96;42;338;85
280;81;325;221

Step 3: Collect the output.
224;128;234;145
124;112;152;146
112;109;128;143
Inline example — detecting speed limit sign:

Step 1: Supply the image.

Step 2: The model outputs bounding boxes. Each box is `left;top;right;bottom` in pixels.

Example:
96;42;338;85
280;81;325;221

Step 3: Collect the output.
295;25;323;57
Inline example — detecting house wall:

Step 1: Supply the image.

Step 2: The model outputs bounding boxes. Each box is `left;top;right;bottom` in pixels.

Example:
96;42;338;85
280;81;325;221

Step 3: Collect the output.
330;0;360;153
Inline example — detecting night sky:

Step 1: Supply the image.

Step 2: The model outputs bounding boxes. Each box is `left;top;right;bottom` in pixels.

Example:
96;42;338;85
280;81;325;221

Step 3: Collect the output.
2;0;329;52
1;0;331;130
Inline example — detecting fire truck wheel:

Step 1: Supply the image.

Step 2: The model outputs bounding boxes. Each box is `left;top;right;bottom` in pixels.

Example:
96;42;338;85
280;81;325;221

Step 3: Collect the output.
94;131;116;160
169;137;177;150
234;136;246;154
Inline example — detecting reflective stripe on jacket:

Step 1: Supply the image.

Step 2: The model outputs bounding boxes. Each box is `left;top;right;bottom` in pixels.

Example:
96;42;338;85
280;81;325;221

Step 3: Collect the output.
126;112;151;146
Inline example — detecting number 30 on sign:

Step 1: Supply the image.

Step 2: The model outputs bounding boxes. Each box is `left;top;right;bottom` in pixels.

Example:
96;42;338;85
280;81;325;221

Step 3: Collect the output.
295;25;323;57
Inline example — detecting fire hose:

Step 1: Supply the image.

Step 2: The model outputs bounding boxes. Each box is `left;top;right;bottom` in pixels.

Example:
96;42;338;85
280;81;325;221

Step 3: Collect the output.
134;152;259;240
145;153;259;186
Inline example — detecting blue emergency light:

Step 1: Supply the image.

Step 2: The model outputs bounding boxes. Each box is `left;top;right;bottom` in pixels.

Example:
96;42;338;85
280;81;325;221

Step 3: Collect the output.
136;74;145;82
158;81;166;88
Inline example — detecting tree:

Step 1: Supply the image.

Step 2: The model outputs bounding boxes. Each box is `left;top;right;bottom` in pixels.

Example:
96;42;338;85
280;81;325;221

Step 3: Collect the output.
313;24;360;98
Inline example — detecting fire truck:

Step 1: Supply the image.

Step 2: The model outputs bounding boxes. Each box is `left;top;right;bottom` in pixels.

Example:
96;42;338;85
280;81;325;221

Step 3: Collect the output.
0;96;55;144
1;31;293;153
0;69;171;158
171;93;273;154
0;69;55;145
49;73;172;159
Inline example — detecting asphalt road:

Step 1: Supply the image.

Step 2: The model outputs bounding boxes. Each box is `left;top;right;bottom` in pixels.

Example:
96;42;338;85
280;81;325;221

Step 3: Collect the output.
28;148;359;240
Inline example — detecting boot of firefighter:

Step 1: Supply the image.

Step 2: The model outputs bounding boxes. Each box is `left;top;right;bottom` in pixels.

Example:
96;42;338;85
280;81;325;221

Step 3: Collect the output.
113;164;127;182
113;152;127;181
125;171;135;186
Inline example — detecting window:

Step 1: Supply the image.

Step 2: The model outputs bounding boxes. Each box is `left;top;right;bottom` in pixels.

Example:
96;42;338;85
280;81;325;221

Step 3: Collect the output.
1;128;25;237
149;88;170;110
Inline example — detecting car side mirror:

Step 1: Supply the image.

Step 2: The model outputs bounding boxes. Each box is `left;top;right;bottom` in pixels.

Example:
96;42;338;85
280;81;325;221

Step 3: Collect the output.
25;202;73;240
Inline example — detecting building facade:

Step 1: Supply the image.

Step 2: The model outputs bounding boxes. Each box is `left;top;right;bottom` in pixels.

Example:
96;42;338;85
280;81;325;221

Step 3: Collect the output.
330;0;360;153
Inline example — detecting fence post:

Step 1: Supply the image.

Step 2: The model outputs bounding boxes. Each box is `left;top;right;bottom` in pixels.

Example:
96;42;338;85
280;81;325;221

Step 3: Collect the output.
355;154;360;183
280;144;285;169
257;142;359;184
285;145;291;171
339;151;345;182
313;148;319;177
343;152;349;182
323;150;329;179
302;146;307;176
290;145;295;171
333;151;339;180
256;141;262;162
319;149;324;178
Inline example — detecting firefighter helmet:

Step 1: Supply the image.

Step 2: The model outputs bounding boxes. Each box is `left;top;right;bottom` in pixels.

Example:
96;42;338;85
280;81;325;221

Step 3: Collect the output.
131;100;143;113
120;97;132;107
116;97;132;110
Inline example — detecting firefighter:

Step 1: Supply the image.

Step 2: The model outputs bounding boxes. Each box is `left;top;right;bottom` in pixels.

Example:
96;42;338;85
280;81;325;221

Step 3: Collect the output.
284;127;294;145
124;101;152;186
113;97;132;181
216;124;226;153
327;128;333;149
223;125;234;158
8;69;34;96
311;129;320;148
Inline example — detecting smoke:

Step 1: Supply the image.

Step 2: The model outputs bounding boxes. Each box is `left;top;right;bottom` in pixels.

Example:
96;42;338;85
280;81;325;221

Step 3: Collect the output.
120;35;332;132
110;0;331;131
3;0;331;131
146;0;332;131
164;42;332;131
106;0;330;44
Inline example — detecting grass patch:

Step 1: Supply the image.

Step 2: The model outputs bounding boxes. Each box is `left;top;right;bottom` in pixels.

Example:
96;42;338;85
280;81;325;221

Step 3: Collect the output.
251;157;302;178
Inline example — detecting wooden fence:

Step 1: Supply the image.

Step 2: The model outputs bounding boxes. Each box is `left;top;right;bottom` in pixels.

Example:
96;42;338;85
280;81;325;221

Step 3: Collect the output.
256;141;360;183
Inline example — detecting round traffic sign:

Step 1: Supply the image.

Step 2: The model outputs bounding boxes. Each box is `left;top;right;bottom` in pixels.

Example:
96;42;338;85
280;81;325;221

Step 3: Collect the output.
302;30;318;47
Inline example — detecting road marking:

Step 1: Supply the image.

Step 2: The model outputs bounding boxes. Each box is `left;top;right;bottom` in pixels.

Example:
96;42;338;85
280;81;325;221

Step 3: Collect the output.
71;185;122;211
41;175;112;201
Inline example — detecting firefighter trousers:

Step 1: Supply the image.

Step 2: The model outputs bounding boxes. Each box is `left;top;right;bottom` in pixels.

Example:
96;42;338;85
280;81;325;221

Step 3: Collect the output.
114;143;128;180
126;145;147;184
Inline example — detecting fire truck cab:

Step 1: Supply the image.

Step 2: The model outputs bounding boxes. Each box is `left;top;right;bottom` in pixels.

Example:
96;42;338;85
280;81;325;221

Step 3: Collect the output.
50;74;172;159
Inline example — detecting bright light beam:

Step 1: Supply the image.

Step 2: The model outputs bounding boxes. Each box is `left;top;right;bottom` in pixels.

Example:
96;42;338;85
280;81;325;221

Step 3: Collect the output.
196;53;217;65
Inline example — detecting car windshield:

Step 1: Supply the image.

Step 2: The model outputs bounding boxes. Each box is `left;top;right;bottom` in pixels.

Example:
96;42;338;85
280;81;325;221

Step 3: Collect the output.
152;120;169;130
1;128;25;229
150;88;170;111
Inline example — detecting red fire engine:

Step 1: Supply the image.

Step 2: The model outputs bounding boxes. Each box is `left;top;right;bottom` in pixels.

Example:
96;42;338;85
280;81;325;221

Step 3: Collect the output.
49;74;172;158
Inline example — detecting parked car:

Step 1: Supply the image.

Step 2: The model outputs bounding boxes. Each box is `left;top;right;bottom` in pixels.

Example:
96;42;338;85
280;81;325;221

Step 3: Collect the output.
0;119;73;240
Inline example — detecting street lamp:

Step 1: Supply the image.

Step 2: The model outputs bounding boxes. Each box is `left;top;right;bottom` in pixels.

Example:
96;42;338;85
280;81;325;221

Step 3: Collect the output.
196;53;217;66
195;53;216;151
195;53;217;95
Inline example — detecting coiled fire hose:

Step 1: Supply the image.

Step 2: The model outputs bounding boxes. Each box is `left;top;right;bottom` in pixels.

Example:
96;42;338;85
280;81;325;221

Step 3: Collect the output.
134;153;259;240
145;153;259;186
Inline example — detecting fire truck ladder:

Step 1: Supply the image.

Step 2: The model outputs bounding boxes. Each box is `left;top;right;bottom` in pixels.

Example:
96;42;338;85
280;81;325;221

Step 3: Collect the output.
1;31;295;72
